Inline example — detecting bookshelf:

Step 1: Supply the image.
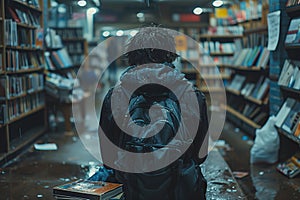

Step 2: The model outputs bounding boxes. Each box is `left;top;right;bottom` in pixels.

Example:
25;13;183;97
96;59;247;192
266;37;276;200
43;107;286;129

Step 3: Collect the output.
216;9;270;136
0;0;46;161
274;1;300;145
44;27;88;133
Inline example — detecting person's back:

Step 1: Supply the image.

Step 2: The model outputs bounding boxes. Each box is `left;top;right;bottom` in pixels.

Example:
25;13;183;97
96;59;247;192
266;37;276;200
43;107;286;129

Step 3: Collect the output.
99;26;208;200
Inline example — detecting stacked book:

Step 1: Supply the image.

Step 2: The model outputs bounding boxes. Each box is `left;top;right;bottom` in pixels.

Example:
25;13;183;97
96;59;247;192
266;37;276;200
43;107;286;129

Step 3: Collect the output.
53;179;123;200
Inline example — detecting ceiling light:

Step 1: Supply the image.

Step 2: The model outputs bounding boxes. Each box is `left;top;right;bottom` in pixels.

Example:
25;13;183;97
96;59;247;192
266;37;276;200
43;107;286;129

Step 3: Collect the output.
102;31;110;37
130;30;138;37
116;30;124;36
212;0;224;7
78;0;87;7
136;12;144;18
87;7;98;15
193;7;203;15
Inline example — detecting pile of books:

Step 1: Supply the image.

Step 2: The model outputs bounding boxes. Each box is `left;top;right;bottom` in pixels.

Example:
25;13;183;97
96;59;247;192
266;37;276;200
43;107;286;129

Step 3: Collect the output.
53;179;123;200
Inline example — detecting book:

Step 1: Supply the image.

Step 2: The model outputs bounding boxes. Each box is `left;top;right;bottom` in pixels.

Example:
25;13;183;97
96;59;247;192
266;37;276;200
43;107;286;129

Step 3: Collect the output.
275;98;296;128
53;180;123;200
282;102;300;134
285;18;300;44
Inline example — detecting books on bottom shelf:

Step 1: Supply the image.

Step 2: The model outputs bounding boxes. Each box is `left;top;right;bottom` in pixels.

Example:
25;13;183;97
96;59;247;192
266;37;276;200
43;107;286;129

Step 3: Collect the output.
0;92;45;124
277;152;300;178
53;179;123;200
275;98;300;138
278;60;300;90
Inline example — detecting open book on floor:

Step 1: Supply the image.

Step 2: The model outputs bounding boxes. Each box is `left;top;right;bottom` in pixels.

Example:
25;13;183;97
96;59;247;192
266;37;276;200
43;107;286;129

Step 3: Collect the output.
53;179;123;200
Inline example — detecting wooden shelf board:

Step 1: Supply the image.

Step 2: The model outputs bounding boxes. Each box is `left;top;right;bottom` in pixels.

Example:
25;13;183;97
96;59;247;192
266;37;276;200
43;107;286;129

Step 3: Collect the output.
6;67;44;74
286;5;300;17
276;127;300;145
62;38;86;42
46;47;64;51
223;65;264;71
6;46;43;51
222;105;261;129
229;17;262;25
200;87;224;92
244;95;263;105
181;69;198;73
226;88;241;96
201;75;230;79
280;86;300;98
244;26;268;35
0;126;46;166
285;44;300;50
199;34;243;39
7;105;45;125
210;52;234;56
199;64;216;67
48;64;80;72
17;22;36;29
11;0;42;13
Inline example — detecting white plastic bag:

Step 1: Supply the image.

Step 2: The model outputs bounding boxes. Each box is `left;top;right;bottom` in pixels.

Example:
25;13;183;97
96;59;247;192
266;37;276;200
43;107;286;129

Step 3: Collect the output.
250;116;279;164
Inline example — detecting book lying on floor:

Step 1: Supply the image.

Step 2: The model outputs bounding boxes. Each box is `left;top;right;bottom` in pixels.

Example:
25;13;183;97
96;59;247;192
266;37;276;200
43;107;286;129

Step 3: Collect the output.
53;179;123;200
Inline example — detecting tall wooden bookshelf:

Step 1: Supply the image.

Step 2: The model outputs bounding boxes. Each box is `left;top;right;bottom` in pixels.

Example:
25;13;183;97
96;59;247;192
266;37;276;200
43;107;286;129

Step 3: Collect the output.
0;0;46;163
274;2;300;145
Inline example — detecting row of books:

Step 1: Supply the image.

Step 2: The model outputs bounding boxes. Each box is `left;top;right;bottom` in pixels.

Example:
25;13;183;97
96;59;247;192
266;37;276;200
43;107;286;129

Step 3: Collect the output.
200;79;224;88
8;7;41;27
228;96;268;125
285;18;300;44
5;19;39;47
69;55;85;66
227;0;263;25
45;29;64;49
201;41;235;54
286;0;300;7
65;42;84;54
206;26;244;35
212;56;234;66
231;46;269;68
275;98;300;136
178;50;199;60
278;60;300;90
227;74;269;101
0;92;45;124
45;48;73;70
12;0;41;9
5;50;43;72
53;27;84;39
0;74;44;99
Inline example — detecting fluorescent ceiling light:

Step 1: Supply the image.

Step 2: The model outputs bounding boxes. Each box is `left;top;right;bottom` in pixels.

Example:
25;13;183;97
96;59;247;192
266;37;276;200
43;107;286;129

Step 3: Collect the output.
87;7;98;15
212;0;223;7
78;0;87;7
136;12;144;18
130;30;138;37
116;30;124;36
193;7;203;15
102;31;110;37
